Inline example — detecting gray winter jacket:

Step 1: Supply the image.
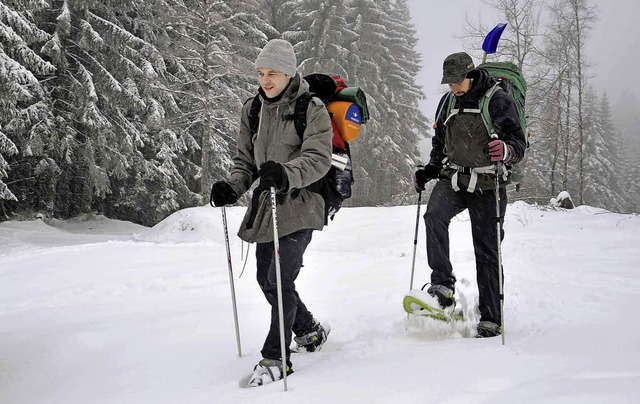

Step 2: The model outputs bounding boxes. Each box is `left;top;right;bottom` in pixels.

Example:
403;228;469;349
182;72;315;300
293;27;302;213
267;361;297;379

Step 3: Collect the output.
227;74;333;243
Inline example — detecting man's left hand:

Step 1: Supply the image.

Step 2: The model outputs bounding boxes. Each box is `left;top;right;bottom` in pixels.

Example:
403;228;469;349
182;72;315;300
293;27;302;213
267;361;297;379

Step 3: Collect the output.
487;139;511;162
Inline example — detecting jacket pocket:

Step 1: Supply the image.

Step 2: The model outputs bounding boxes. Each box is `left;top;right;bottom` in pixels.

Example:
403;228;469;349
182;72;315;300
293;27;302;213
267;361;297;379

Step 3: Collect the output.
280;129;301;147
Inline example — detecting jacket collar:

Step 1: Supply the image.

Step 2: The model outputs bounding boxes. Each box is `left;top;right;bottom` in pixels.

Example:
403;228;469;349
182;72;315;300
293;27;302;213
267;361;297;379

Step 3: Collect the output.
259;73;306;106
457;69;496;105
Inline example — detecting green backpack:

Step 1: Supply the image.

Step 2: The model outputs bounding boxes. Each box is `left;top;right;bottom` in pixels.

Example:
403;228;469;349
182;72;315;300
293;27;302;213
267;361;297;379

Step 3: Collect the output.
440;61;530;189
478;61;529;187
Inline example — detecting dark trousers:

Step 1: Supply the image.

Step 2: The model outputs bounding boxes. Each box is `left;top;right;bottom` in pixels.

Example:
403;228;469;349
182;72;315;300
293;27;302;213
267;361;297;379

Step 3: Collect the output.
424;179;507;326
256;228;316;363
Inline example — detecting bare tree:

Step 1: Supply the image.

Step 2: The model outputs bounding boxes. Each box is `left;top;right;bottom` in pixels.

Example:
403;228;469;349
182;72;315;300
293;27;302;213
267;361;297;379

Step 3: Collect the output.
466;0;598;207
462;0;541;69
546;0;596;204
460;0;544;202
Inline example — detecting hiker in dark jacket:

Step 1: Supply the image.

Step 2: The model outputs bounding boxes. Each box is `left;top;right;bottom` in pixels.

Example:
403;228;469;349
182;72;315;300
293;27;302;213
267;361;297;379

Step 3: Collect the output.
413;52;527;338
209;39;333;386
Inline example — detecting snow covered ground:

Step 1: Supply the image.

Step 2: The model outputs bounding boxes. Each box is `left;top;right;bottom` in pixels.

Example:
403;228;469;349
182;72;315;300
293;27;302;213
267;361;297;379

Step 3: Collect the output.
1;201;639;403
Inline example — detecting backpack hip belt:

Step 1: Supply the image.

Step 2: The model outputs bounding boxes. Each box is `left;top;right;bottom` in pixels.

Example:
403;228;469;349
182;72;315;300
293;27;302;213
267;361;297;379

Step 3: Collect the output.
447;161;508;193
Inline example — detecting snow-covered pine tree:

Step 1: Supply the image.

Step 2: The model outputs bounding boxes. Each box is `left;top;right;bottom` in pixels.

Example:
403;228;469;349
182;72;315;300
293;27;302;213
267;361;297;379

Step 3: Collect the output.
159;0;271;209
614;93;640;213
0;0;56;217
583;92;623;211
263;0;296;37
285;0;358;78
378;0;429;202
341;0;426;206
39;0;193;224
620;138;640;213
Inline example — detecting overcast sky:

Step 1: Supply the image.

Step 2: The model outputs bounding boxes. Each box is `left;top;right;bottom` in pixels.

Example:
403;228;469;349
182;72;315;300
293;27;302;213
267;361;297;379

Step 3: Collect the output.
406;0;640;156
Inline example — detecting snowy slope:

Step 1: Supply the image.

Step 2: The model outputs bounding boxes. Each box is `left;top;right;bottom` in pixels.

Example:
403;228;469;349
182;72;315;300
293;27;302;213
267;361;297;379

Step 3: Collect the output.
1;203;639;403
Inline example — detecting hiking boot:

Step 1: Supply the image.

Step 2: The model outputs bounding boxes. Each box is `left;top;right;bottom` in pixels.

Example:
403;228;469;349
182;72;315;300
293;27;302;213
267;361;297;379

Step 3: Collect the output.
476;321;502;338
247;358;293;388
294;322;330;352
426;284;455;309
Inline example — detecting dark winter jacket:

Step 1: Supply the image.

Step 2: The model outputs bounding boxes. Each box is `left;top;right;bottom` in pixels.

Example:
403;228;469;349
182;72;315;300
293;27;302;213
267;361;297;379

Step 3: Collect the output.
429;68;527;191
227;73;333;243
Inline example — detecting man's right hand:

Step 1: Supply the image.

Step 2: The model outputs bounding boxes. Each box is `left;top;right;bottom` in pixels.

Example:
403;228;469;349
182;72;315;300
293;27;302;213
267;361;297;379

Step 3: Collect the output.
210;181;238;207
413;164;441;192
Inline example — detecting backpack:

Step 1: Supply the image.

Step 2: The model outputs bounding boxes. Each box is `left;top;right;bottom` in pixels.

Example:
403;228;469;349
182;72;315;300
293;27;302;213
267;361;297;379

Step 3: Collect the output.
438;61;530;191
247;73;369;223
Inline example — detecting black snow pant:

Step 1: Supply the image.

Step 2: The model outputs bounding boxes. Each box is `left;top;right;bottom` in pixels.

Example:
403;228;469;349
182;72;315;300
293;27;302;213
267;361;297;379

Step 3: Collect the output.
424;179;507;326
256;228;316;365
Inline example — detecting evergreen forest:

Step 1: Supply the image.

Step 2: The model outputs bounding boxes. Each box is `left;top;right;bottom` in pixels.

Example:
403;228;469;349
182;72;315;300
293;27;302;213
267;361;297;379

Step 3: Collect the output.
2;0;638;226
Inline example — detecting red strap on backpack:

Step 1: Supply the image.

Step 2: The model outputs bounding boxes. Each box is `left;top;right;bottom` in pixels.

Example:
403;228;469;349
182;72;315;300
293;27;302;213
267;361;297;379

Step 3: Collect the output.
331;121;346;149
329;75;347;149
331;75;347;92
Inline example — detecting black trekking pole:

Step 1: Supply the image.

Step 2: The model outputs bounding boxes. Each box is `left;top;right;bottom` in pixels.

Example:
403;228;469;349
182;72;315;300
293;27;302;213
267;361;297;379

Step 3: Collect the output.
409;190;423;291
269;187;288;391
221;206;242;357
491;134;505;345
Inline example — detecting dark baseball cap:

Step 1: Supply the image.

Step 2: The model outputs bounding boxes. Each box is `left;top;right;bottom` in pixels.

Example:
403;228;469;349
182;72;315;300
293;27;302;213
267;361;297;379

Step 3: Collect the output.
441;52;475;84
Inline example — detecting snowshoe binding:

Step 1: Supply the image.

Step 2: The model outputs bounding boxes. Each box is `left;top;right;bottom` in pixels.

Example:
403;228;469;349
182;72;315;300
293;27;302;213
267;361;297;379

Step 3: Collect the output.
247;358;293;388
294;321;330;353
476;321;502;338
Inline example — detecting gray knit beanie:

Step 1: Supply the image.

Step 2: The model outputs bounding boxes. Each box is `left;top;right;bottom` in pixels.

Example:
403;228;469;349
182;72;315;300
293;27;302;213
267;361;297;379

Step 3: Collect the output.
255;39;297;77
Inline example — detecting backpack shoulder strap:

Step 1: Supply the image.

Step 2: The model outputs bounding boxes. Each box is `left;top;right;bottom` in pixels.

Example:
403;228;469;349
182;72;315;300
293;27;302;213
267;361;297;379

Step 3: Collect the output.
283;92;313;140
442;91;461;127
252;92;315;140
479;82;502;136
434;92;453;129
247;95;261;134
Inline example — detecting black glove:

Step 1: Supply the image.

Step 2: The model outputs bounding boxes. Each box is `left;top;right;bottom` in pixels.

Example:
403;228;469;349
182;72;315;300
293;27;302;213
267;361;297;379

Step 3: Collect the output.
413;164;440;192
259;161;288;192
210;181;238;207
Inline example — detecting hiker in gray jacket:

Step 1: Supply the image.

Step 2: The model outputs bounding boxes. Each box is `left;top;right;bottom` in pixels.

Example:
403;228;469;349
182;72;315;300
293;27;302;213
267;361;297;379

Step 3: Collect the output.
210;39;332;387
